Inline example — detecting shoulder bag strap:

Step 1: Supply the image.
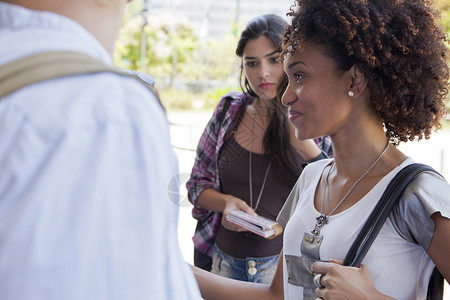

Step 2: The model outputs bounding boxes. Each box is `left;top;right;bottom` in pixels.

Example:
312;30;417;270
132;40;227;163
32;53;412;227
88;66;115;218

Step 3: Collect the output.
0;51;162;108
343;163;444;299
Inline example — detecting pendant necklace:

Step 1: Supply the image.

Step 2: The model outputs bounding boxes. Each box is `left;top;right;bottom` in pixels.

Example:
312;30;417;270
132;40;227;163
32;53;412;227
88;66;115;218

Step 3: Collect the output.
249;108;272;211
311;142;390;236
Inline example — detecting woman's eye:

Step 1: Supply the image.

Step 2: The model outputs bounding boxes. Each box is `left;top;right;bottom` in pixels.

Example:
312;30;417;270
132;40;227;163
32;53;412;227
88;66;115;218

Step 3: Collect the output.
294;73;304;83
270;57;279;64
246;61;257;67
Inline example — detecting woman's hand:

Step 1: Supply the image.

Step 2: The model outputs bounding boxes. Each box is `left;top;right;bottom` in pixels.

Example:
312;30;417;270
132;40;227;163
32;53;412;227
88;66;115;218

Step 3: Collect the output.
196;189;258;232
312;259;394;300
221;195;256;232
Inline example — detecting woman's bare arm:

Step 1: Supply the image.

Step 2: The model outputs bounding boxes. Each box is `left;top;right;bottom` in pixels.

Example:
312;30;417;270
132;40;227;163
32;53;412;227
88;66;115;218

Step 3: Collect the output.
427;212;450;281
191;250;285;300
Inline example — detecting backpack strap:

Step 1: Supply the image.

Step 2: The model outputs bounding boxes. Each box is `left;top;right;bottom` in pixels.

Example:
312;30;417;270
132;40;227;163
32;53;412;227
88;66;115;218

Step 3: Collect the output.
343;163;444;299
0;51;162;108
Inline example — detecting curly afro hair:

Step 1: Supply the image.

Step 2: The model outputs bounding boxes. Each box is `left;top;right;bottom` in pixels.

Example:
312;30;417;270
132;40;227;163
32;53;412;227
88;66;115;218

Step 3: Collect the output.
282;0;449;144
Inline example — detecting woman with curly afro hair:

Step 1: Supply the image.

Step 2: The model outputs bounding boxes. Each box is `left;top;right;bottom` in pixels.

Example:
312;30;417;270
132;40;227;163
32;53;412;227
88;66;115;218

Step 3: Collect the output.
191;1;450;299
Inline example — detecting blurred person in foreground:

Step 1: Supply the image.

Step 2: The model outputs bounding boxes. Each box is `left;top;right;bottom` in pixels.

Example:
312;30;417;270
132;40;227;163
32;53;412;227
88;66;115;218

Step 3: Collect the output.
0;0;200;299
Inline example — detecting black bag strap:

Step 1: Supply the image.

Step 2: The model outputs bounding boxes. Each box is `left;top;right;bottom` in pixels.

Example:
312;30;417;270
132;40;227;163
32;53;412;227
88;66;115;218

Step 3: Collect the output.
343;163;444;299
217;96;231;126
0;51;163;108
428;267;445;300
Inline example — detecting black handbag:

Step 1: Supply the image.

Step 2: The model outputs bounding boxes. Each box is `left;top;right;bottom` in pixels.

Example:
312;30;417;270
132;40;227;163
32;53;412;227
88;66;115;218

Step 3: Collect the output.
343;163;444;300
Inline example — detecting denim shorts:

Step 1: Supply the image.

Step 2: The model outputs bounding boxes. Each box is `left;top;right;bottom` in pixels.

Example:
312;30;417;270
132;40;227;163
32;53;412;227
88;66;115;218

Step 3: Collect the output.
210;244;279;284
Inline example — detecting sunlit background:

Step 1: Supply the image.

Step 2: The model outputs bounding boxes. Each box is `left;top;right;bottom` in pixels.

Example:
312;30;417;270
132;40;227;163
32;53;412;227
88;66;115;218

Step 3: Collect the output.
116;0;297;111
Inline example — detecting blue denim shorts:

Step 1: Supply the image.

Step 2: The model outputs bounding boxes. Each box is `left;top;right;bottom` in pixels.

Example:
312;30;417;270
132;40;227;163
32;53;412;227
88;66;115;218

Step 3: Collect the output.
210;244;279;284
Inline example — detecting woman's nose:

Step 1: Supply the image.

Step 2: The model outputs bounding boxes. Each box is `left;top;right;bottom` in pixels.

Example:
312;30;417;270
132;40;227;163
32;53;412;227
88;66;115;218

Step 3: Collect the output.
281;83;296;106
259;64;269;78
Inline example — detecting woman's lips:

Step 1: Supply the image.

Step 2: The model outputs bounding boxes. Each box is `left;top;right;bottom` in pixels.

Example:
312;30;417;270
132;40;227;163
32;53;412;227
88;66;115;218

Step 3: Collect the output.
259;83;274;89
289;110;302;122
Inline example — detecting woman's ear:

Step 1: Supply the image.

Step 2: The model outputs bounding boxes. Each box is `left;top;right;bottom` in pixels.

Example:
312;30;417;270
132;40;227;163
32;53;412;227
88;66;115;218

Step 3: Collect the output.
347;66;367;97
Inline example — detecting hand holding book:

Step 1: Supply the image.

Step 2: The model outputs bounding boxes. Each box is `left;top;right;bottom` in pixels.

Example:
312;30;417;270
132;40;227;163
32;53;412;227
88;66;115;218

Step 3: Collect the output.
225;210;283;239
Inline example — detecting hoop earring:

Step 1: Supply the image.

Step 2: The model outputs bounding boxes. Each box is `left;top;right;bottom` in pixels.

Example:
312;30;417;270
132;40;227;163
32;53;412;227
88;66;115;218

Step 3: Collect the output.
348;91;355;97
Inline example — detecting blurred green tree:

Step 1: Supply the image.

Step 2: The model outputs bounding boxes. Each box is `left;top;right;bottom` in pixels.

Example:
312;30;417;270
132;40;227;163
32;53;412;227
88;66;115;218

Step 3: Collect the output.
115;14;199;87
114;3;241;110
114;3;239;89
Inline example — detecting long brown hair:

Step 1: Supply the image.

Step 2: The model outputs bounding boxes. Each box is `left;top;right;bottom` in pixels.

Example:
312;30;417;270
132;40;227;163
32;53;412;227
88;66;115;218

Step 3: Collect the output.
236;14;302;183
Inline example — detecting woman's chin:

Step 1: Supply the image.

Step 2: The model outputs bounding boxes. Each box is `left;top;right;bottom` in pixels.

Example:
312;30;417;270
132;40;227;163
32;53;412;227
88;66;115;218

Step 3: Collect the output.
294;127;319;141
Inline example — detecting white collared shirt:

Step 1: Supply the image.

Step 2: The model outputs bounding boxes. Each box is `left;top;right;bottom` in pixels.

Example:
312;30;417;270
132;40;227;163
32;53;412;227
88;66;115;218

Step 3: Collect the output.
0;2;200;299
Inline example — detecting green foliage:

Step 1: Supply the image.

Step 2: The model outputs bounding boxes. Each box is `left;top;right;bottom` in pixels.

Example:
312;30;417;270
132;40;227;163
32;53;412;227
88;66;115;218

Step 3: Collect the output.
115;15;200;81
202;36;240;81
160;85;240;112
114;4;242;110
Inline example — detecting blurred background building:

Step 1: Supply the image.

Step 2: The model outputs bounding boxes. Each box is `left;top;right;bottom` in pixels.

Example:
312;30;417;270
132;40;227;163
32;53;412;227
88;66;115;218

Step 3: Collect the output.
146;0;295;40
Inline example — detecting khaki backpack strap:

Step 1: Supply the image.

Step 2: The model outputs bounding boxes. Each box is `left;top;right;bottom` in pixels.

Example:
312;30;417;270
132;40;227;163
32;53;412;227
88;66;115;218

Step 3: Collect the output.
0;51;163;109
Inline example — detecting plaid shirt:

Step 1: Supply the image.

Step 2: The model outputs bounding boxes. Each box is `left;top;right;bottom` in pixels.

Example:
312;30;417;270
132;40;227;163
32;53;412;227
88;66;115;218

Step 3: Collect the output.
186;91;332;256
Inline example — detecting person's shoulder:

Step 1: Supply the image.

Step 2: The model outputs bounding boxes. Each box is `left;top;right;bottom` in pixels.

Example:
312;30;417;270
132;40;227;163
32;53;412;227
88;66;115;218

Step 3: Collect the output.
7;71;165;140
391;165;449;247
296;158;332;190
217;91;247;106
212;91;246;118
396;162;450;219
222;90;245;100
63;71;165;126
303;158;332;174
405;170;450;200
101;72;161;108
83;72;167;132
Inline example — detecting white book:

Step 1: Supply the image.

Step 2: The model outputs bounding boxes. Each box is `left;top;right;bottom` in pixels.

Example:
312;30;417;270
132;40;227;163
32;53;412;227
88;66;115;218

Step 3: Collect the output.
226;210;283;239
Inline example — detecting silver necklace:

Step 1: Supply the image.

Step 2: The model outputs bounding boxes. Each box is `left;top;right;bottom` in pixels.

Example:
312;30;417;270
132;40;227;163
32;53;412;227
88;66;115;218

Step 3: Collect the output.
249;109;272;211
311;142;390;236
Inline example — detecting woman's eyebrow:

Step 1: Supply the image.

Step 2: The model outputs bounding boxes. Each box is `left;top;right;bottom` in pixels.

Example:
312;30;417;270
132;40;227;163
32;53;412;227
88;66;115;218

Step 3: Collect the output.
244;50;281;60
287;61;307;70
265;50;281;57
